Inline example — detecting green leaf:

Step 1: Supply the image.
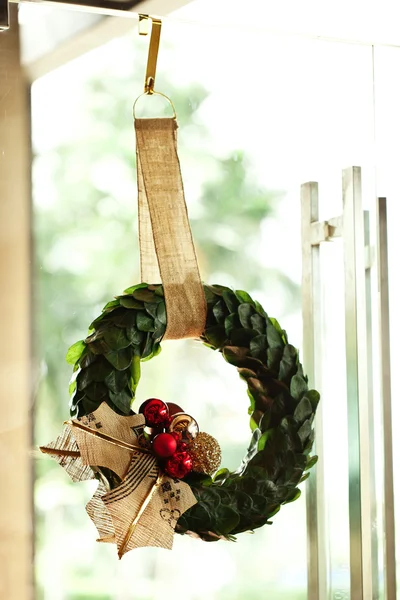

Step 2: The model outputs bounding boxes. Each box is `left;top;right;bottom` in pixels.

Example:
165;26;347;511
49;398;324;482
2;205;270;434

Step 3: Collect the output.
254;300;267;318
249;414;259;431
66;340;86;365
141;341;162;362
293;397;313;423
79;351;96;370
123;283;148;294
69;380;77;396
297;419;312;444
210;284;231;296
247;389;255;414
85;327;106;344
103;328;131;351
203;284;218;304
259;411;271;432
269;317;287;343
156;302;167;325
215;506;240;535
250;313;265;334
283;487;301;504
299;472;311;483
144;302;159;319
136;311;155;332
235;290;255;305
152;319;166;342
141;332;155;359
249;334;267;359
238;303;254;328
119;296;143;309
109;389;132;414
84;381;108;402
303;429;315;454
266;346;281;372
132;288;158;303
88;313;111;331
152;285;164;297
213;468;230;483
78;359;113;388
86;338;110;356
290;367;309;401
304;389;320;411
305;455;318;470
104;348;132;370
103;299;120;312
270;392;287;424
224;313;240;337
126;326;145;345
104;369;129;394
266;320;284;349
131;353;141;391
76;396;104;417
223;345;249;367
222;290;239;313
111;309;137;329
258;429;274;451
204;325;226;349
278;344;298;384
212;300;227;324
290;371;311;406
231;328;258;346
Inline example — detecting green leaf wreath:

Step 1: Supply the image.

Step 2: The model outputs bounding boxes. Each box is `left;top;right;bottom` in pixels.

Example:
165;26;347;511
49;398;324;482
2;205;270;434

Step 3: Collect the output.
67;282;319;541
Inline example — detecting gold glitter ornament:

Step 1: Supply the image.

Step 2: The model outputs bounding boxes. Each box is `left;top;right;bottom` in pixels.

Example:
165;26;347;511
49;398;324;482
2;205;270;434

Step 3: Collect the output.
188;432;222;475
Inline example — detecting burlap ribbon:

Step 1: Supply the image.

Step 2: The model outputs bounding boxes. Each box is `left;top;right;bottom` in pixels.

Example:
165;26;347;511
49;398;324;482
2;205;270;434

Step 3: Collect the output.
135;118;206;340
40;402;197;556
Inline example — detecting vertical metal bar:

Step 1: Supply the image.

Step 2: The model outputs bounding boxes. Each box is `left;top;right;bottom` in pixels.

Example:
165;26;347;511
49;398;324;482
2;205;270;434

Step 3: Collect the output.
0;0;9;31
342;166;373;600
301;182;326;600
364;209;379;599
377;197;396;600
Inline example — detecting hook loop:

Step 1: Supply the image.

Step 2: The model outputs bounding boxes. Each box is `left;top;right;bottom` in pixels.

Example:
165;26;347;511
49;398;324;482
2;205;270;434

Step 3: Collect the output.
134;15;176;119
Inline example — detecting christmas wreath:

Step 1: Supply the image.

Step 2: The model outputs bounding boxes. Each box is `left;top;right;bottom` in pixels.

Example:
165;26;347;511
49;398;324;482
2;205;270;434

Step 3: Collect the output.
42;281;319;553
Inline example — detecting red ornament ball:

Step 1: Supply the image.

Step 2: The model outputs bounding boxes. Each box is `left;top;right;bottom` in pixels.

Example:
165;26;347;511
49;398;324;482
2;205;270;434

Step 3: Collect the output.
166;402;184;417
152;433;177;458
141;398;169;427
165;451;193;479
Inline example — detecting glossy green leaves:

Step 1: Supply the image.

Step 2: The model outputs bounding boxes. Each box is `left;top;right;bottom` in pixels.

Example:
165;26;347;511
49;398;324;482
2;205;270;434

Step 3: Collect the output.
66;282;320;540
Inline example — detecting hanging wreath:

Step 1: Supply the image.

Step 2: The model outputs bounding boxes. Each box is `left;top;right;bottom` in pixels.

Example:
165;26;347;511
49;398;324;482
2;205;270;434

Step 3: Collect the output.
40;16;319;557
41;282;319;554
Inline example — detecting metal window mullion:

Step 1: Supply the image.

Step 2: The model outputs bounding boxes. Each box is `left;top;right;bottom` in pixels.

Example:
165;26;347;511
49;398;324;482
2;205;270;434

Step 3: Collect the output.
342;166;373;600
363;209;379;599
301;182;327;600
377;197;396;600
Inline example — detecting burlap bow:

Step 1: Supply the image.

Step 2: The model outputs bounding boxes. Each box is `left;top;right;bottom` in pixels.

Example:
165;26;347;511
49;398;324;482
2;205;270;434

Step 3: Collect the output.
40;403;197;557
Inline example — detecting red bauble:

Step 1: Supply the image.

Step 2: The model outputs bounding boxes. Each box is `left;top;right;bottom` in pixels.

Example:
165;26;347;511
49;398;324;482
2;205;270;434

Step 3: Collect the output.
141;398;169;427
152;433;177;458
165;451;193;479
166;402;184;417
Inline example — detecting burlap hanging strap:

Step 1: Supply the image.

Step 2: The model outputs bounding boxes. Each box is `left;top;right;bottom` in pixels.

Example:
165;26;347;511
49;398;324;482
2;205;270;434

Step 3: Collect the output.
135;118;206;340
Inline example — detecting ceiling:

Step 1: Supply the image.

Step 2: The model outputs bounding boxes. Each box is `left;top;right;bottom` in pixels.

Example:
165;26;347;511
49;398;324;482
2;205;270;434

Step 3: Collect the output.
18;0;400;81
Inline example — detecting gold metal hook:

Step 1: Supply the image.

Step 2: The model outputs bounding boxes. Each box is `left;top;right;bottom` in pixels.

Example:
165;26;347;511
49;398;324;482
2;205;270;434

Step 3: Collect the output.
134;14;176;120
139;14;162;95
